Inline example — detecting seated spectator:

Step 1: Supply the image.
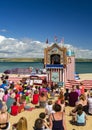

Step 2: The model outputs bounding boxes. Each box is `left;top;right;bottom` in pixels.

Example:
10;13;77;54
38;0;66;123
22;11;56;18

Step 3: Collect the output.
60;100;65;112
70;94;88;116
0;80;8;91
31;90;39;105
0;104;10;130
11;102;19;116
76;94;88;114
64;89;69;106
0;88;5;101
25;90;31;103
6;92;16;113
76;94;87;106
14;90;20;103
80;82;85;94
56;90;64;105
40;86;48;96
39;92;48;108
75;85;81;96
45;100;54;115
0;100;3;110
70;104;87;126
49;89;55;99
3;90;9;102
1;74;5;81
18;104;24;113
39;112;49;128
88;92;92;115
39;112;46;120
14;82;23;92
84;89;89;100
19;94;26;105
4;75;9;86
12;117;27;130
33;118;49;130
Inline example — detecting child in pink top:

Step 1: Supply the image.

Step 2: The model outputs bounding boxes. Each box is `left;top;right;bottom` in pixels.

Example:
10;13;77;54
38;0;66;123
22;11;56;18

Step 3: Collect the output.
3;90;9;102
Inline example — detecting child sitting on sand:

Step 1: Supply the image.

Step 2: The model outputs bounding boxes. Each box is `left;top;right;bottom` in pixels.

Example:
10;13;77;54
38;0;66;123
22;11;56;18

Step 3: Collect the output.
31;90;39;105
45;100;54;116
33;118;50;130
12;116;27;130
70;104;87;126
11;101;19;116
39;112;49;126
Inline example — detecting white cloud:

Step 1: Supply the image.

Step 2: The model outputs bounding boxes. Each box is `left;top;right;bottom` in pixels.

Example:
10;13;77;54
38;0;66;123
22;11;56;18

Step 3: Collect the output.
0;35;6;43
0;35;92;59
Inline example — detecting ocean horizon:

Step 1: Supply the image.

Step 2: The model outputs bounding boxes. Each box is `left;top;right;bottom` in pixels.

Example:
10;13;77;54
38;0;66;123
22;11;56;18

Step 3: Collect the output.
0;61;92;74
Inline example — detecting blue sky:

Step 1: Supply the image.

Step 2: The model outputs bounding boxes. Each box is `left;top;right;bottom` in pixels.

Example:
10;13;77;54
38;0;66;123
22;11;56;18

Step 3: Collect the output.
0;0;92;50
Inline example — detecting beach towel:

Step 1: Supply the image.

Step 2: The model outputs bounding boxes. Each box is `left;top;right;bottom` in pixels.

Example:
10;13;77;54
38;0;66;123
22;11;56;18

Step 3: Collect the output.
24;106;35;111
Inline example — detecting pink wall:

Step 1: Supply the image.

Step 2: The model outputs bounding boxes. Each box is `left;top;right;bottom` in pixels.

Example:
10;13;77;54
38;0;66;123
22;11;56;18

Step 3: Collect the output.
66;56;75;80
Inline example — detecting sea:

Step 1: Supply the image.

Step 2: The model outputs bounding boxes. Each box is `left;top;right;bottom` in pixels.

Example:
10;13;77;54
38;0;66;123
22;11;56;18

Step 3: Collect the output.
0;62;92;74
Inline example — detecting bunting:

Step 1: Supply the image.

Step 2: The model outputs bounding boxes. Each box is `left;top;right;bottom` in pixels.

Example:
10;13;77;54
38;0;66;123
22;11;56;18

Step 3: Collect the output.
61;37;64;44
54;36;58;42
46;38;48;44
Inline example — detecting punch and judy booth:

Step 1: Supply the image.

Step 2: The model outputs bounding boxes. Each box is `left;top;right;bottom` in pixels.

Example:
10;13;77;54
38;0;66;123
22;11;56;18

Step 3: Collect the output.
44;43;75;85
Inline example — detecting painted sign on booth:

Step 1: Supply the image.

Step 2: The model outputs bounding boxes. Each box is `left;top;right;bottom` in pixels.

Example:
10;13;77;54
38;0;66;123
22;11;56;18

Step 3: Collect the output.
51;72;59;82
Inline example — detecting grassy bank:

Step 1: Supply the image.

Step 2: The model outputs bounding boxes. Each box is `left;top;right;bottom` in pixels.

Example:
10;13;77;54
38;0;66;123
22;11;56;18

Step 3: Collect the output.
0;58;92;62
0;58;43;62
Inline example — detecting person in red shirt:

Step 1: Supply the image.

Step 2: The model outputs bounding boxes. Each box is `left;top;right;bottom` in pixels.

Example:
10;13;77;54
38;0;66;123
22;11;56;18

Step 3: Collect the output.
11;102;19;116
31;90;39;104
80;82;85;94
14;83;23;92
56;90;65;105
14;90;20;103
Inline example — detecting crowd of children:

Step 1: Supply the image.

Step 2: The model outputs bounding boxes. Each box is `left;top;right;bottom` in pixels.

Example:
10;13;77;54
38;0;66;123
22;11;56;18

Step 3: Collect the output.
0;74;92;130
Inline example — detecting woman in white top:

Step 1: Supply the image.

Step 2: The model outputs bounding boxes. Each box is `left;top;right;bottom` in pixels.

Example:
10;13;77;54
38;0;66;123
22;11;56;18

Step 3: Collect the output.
45;100;54;115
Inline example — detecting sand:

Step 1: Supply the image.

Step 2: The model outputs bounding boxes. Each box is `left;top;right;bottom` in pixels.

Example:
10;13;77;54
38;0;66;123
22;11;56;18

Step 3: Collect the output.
9;105;92;130
79;73;92;80
1;73;92;130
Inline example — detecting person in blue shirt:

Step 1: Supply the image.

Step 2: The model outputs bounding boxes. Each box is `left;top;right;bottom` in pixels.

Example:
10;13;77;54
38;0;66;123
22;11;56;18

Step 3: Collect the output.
76;104;87;126
0;80;7;90
71;104;87;126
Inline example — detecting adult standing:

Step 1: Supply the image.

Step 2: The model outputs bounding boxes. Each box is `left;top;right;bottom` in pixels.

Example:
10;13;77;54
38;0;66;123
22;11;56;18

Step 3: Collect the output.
69;86;78;107
49;103;66;130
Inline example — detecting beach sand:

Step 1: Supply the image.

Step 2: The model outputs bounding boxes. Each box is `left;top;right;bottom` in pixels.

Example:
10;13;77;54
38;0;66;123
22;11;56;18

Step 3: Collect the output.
79;73;92;80
1;73;92;130
9;105;92;130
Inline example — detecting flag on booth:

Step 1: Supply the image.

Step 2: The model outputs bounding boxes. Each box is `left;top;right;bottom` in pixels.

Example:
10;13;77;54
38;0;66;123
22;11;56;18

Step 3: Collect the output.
46;38;48;44
61;37;64;44
54;36;58;42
